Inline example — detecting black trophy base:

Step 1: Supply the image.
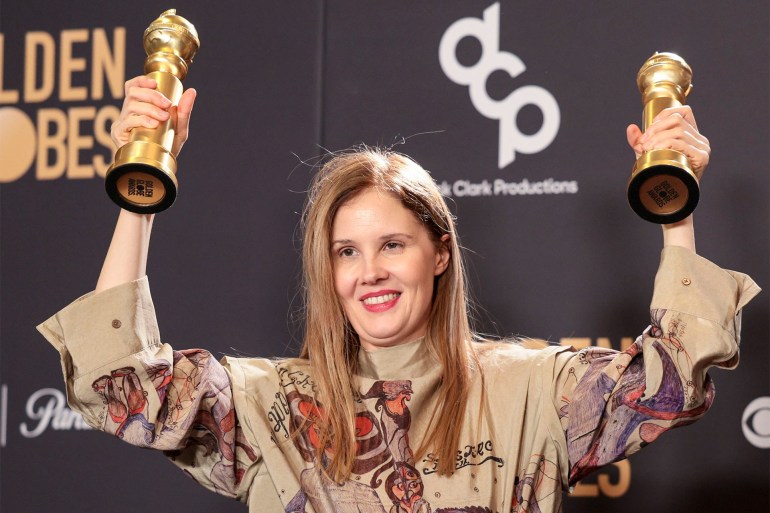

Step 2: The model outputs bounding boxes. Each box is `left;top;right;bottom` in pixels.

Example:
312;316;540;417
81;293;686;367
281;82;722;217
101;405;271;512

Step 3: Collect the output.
627;163;699;224
105;162;178;214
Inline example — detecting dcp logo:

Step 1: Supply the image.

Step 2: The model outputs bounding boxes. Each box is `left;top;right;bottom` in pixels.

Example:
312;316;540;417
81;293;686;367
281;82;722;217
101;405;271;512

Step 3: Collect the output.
743;396;770;449
439;3;560;169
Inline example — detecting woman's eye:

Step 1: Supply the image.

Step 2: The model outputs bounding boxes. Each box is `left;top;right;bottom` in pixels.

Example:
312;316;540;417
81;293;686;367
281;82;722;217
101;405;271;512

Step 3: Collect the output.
339;248;355;257
384;241;403;251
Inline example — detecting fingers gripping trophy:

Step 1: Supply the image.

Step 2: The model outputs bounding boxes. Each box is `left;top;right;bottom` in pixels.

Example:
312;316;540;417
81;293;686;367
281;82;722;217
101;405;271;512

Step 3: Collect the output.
627;52;700;224
105;10;199;213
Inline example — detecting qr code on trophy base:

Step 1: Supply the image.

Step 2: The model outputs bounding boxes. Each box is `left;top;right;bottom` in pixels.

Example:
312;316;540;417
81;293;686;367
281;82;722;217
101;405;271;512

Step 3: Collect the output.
127;178;154;198
646;180;679;208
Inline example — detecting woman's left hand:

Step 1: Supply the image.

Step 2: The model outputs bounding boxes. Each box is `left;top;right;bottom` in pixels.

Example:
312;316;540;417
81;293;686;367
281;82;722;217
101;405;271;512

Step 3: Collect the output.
626;105;711;181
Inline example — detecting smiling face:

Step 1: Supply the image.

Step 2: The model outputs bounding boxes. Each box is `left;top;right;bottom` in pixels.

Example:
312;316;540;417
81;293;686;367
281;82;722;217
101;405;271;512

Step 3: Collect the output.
331;188;450;351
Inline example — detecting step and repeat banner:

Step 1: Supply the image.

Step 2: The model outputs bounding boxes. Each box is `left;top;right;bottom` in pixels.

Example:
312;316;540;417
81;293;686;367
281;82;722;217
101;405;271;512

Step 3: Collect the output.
1;1;768;512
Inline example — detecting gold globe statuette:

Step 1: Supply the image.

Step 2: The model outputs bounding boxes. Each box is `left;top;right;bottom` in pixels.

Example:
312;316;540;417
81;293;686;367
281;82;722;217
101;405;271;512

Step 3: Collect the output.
105;9;199;213
627;52;699;224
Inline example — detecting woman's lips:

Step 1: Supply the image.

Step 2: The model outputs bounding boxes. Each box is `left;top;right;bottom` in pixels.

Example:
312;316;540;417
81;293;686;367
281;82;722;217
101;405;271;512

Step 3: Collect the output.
360;291;401;312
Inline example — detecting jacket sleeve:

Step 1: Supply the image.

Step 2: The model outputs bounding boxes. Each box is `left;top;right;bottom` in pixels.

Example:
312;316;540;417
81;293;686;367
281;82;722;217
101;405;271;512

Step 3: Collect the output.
551;246;760;486
36;277;263;502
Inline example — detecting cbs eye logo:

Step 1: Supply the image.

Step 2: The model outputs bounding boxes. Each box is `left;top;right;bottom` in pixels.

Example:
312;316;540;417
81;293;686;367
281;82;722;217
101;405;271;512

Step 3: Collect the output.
439;3;560;169
742;396;770;449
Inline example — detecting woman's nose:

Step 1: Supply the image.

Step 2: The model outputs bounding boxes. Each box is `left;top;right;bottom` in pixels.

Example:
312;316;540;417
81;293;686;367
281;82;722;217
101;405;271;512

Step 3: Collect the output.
361;255;388;284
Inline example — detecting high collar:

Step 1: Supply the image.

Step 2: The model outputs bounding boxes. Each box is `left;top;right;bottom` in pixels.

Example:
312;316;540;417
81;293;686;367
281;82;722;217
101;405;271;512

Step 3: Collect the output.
356;338;438;380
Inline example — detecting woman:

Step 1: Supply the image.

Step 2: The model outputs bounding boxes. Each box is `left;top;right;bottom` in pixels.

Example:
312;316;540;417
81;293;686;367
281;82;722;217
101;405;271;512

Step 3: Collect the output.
38;76;759;513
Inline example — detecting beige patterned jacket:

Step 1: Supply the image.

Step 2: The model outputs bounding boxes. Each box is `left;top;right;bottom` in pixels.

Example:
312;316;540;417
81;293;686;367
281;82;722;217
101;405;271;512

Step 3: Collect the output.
38;246;759;513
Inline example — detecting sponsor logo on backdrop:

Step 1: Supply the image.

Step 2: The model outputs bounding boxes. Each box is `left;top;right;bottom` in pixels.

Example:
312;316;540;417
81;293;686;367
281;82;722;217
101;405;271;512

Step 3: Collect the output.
742;396;770;449
440;3;560;170
438;177;577;198
0;28;125;183
20;388;92;438
0;385;90;446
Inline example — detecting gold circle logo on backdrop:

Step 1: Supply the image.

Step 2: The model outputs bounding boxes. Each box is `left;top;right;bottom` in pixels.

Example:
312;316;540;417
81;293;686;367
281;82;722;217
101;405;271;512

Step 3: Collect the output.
0;107;36;183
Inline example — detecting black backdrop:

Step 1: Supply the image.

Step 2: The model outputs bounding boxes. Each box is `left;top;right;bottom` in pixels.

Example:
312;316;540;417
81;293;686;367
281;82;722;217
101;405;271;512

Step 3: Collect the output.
1;2;768;512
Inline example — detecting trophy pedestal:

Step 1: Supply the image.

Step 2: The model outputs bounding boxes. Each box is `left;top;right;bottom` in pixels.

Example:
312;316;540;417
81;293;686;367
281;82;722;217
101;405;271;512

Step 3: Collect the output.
627;148;699;224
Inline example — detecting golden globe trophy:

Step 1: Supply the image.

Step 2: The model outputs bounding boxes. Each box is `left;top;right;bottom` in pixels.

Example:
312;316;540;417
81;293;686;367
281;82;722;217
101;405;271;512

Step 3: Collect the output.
105;9;199;213
627;52;699;224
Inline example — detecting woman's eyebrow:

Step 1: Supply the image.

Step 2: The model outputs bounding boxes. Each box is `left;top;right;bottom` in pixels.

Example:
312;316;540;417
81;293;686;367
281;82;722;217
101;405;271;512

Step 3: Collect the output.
379;232;415;241
331;233;415;246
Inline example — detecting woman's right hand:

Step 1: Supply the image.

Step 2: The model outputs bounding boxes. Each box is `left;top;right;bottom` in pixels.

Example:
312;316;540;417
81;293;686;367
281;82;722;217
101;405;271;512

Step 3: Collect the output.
110;75;197;157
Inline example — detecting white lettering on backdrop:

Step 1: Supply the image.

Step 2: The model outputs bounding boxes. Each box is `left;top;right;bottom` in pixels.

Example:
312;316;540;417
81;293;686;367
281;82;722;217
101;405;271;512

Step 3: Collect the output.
20;387;92;438
439;3;560;168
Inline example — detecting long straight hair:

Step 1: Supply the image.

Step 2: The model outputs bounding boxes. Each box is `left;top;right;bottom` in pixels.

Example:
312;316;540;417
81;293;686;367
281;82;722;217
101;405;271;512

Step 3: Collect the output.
299;147;479;481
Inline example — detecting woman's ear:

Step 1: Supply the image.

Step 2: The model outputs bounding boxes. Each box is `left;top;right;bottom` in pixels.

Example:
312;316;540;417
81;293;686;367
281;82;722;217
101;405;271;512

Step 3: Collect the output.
434;234;451;276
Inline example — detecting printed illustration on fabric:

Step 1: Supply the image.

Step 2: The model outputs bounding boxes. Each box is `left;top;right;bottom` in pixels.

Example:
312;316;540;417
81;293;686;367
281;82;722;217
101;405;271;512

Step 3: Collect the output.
561;308;713;484
280;375;499;513
91;350;258;497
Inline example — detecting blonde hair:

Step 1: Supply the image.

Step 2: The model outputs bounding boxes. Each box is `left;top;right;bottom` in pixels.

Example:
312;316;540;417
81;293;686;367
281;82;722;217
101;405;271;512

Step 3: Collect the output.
299;147;479;480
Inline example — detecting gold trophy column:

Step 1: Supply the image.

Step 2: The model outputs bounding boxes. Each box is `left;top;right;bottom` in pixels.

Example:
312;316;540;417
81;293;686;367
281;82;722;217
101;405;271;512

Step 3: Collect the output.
105;10;199;213
627;52;699;224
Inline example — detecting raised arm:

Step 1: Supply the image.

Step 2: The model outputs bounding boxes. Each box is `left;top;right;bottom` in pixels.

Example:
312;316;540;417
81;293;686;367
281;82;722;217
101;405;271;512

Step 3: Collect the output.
551;108;758;485
95;76;197;293
626;105;710;253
